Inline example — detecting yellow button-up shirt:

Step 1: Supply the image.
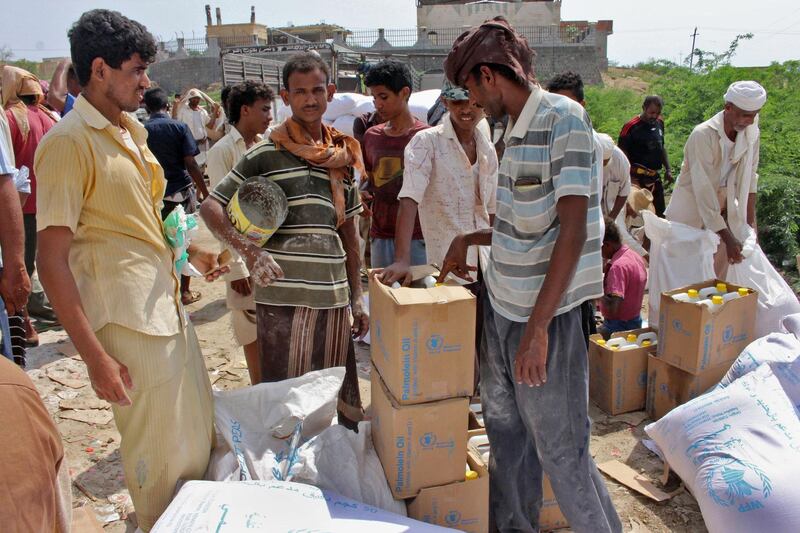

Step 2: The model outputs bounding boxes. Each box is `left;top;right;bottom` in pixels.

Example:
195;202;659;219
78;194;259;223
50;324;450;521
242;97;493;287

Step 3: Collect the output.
34;95;184;336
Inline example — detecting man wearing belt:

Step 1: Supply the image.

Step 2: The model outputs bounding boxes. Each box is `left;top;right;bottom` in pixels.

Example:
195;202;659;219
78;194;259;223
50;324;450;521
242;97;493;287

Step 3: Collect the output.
618;95;672;217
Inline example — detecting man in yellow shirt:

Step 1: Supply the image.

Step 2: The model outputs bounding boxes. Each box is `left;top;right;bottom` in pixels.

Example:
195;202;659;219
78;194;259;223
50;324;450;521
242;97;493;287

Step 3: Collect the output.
34;10;225;531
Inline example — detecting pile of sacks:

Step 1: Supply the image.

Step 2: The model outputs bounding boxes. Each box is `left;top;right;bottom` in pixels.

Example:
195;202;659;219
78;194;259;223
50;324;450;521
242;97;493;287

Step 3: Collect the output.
274;90;443;136
645;313;800;533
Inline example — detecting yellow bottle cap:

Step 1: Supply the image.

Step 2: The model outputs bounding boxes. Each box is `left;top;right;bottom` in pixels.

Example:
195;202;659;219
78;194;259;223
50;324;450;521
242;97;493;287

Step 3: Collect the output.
610;345;620;351
626;334;637;342
716;282;728;293
688;289;699;297
738;287;749;296
465;470;479;480
596;339;606;346
712;295;724;305
642;340;652;347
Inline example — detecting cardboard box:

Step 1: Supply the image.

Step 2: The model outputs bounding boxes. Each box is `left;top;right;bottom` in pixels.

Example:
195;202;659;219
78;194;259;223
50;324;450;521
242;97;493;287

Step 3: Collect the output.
646;354;734;420
588;328;654;415
407;448;489;532
468;428;568;531
658;279;757;374
369;267;476;404
370;368;469;499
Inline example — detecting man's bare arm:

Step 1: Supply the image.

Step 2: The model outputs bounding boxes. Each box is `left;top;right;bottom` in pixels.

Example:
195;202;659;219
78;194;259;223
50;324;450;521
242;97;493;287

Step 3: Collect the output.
184;156;209;200
37;227;134;405
47;60;70;114
0;175;30;313
375;197;418;286
199;197;283;286
609;194;627;221
338;216;369;338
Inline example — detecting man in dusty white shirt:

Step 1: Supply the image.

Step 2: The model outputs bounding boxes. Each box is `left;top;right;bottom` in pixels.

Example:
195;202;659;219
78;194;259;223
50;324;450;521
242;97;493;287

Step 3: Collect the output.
206;80;273;384
175;88;220;167
375;83;498;286
665;81;766;277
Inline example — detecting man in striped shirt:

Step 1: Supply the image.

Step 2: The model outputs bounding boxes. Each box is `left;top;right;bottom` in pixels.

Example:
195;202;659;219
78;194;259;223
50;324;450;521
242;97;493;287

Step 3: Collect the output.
200;53;367;430
442;18;620;533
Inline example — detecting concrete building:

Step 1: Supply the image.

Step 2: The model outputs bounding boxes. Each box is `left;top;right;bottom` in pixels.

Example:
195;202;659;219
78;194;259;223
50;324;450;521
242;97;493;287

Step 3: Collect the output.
205;5;268;46
417;0;561;29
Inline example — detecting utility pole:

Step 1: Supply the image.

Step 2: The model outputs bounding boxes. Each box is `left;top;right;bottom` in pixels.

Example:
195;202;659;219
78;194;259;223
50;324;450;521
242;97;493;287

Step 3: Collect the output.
689;27;699;70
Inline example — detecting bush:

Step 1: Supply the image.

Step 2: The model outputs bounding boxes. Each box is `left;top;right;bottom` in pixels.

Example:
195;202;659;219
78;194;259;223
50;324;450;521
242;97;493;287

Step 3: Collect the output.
756;173;800;267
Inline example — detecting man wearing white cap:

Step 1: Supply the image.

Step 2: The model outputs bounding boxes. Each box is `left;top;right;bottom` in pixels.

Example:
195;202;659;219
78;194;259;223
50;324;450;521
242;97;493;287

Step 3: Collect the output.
665;80;766;277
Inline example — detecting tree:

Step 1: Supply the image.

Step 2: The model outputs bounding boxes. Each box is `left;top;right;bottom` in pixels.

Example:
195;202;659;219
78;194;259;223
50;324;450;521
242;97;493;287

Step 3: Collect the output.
0;44;13;62
688;33;754;72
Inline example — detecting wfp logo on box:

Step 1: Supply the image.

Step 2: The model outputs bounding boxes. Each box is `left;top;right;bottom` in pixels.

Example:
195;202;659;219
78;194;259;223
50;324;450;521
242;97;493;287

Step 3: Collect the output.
426;334;461;354
722;325;748;345
445;510;462;526
419;432;437;448
672;319;692;337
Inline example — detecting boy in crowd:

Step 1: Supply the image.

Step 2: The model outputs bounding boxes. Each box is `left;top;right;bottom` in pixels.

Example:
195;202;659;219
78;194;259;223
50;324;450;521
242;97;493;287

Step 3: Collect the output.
206;80;274;384
599;217;648;335
361;59;428;268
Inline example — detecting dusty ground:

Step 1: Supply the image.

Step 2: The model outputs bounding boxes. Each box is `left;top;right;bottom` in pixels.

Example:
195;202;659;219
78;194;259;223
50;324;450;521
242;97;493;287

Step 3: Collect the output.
25;221;707;532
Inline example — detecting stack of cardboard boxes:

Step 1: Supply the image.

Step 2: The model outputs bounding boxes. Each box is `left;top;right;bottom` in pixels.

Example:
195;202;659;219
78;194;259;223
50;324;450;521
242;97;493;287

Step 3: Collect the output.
368;270;489;532
647;279;758;419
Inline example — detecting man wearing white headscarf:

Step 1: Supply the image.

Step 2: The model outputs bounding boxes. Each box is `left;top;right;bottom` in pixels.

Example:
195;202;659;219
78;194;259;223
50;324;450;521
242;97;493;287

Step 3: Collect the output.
173;88;220;167
665;80;766;277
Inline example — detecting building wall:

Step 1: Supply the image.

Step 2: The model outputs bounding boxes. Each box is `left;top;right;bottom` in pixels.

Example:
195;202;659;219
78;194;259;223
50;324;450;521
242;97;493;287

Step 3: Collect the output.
148;56;220;95
207;23;268;43
417;0;561;29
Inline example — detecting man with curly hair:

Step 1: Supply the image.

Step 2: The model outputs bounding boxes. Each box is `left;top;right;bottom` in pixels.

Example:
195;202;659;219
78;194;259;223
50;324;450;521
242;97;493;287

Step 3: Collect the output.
35;10;225;530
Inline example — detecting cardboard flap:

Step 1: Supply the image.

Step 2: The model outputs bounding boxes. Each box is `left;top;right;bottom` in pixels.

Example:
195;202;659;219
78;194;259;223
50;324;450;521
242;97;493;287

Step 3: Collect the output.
389;284;476;306
597;460;677;502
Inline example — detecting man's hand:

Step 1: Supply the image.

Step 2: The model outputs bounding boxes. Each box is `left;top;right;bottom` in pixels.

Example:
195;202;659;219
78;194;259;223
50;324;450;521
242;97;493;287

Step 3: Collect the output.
374;260;412;287
230;277;253;296
437;235;476;283
722;232;744;265
664;169;673;185
359;190;373;218
0;262;31;314
514;324;548;387
351;299;369;340
188;247;231;281
86;352;134;406
241;245;284;287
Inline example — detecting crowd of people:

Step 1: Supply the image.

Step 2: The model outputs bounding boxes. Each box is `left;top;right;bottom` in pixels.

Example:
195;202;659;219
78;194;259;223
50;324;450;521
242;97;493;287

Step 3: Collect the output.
0;8;769;533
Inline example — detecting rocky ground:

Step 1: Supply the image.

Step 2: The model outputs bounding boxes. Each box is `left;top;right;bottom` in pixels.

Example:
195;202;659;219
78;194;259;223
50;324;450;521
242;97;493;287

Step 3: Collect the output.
25;222;707;532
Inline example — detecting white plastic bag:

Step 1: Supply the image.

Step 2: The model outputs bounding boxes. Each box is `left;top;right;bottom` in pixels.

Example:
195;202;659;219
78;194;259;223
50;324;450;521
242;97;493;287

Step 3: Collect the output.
153;480;454;532
645;360;800;533
643;211;719;325
333;114;359;137
717;313;800;388
408;89;442;122
726;237;800;338
210;368;405;515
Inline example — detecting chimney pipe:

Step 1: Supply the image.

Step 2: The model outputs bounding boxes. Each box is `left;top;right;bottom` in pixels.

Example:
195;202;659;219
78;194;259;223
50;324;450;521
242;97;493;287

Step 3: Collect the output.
250;6;256;24
215;7;222;25
205;5;212;27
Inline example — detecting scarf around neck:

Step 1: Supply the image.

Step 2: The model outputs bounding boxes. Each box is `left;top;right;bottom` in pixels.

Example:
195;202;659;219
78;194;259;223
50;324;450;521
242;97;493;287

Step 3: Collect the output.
269;117;364;228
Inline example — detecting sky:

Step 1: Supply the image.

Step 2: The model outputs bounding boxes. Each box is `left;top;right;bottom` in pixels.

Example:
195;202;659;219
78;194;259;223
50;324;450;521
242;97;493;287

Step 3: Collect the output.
3;0;799;67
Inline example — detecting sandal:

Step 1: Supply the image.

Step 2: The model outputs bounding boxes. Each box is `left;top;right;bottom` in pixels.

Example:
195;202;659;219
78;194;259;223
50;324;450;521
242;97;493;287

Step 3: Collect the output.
181;290;202;305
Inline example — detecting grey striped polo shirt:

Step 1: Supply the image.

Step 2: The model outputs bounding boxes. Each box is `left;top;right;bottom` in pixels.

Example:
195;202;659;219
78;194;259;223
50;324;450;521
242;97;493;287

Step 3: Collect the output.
486;87;603;322
210;140;363;309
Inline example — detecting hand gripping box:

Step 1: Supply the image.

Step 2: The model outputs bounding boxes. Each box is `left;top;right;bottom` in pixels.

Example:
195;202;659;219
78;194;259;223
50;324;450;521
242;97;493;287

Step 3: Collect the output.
370;367;469;499
368;268;476;404
658;279;757;374
588;328;654;415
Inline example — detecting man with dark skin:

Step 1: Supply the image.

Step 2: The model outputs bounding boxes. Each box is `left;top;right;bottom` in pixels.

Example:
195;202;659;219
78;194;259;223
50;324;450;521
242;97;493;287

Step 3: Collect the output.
200;53;367;429
618;95;672;217
666;81;766;278
442;17;620;533
47;59;82;115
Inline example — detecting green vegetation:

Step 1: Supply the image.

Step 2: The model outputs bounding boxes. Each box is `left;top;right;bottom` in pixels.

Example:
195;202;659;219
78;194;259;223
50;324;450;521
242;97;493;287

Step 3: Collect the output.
586;60;800;270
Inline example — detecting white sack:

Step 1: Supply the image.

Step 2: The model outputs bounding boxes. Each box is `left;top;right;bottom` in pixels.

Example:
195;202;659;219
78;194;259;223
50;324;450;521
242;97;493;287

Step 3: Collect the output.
211;368;405;515
332;114;359;137
643;211;719;325
354;97;376;116
323;93;371;121
717;313;800;388
645;360;800;533
726;228;800;338
409;89;442;122
153;480;455;532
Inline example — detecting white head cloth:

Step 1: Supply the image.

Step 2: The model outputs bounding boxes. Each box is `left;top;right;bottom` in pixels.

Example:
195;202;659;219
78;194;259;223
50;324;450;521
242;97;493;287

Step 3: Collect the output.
724;81;767;112
596;132;615;160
